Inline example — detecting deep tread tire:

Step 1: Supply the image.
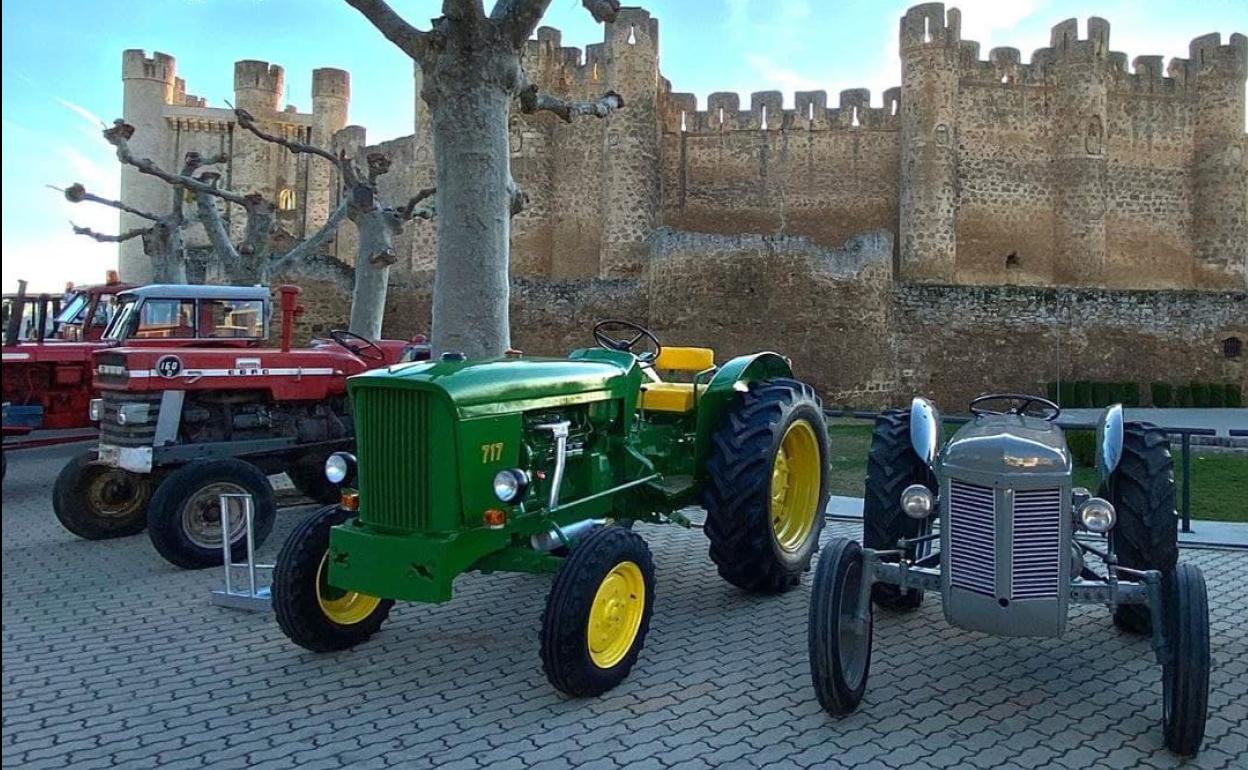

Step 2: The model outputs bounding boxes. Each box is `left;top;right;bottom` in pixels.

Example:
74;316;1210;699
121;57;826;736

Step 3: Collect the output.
146;459;276;569
1161;563;1210;756
1105;423;1178;634
541;526;655;697
52;450;153;540
286;454;342;505
701;378;829;593
862;410;935;610
273;505;394;652
809;537;873;716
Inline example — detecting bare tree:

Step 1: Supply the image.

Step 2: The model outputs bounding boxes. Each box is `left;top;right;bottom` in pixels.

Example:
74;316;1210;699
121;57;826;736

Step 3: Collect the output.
345;0;626;357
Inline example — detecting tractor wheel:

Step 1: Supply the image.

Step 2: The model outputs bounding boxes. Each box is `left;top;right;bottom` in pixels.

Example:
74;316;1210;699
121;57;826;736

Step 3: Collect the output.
540;526;655;697
273;505;394;652
286;454;342;505
52;450;154;540
702;378;829;593
1160;563;1210;756
862;409;936;611
1105;423;1178;634
146;459;276;569
808;537;873;716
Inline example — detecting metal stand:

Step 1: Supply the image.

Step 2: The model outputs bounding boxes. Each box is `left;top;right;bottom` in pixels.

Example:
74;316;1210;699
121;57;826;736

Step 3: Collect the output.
210;492;274;611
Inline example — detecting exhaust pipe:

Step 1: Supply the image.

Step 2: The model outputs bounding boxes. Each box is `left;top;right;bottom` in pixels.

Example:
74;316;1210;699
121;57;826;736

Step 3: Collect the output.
531;519;605;552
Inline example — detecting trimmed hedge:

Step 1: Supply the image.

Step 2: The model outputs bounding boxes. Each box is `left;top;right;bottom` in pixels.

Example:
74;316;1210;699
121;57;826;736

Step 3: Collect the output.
1228;384;1244;408
1066;430;1096;467
1048;381;1236;408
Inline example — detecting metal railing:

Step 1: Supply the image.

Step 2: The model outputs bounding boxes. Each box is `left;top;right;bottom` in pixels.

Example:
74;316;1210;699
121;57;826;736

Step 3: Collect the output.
825;409;1222;533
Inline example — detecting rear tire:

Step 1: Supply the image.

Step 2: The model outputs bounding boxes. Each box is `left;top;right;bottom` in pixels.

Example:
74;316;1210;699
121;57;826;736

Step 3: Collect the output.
286;454;341;505
273;505;394;652
1161;563;1209;756
541;526;655;697
52;450;153;540
809;537;873;716
146;459;276;569
702;378;829;593
1105;423;1178;634
862;410;935;611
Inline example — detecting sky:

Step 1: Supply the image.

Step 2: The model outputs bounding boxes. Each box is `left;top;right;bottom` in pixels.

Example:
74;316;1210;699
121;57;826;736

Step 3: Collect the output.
2;0;1245;293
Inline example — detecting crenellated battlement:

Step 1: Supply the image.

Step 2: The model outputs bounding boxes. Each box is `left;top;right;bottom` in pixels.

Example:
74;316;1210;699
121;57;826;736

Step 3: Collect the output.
312;68;350;100
234;60;285;96
661;89;900;134
122;49;175;84
899;3;961;50
522;13;658;93
1169;32;1248;84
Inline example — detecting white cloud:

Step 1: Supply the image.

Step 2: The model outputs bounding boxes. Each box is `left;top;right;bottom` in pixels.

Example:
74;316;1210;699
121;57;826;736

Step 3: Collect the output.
53;96;107;131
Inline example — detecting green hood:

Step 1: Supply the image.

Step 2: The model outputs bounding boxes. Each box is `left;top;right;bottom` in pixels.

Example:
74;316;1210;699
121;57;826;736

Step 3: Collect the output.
347;351;636;413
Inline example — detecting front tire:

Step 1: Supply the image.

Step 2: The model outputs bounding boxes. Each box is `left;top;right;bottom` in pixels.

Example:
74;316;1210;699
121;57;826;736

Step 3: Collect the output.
52;450;154;540
1106;423;1178;633
273;505;394;652
808;537;873;716
702;378;829;593
540;526;655;697
146;459;276;569
1161;563;1210;756
862;410;935;610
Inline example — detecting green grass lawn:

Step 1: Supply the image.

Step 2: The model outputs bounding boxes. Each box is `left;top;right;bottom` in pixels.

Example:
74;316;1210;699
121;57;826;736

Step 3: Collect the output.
826;421;1246;523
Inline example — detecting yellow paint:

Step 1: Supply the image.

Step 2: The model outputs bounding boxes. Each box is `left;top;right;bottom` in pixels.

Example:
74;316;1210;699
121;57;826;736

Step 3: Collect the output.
639;382;698;412
654;346;715;372
770;419;821;552
316;553;382;625
587;560;646;669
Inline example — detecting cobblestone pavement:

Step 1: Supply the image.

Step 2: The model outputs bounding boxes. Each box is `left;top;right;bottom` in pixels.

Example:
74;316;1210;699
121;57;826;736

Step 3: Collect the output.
3;445;1246;770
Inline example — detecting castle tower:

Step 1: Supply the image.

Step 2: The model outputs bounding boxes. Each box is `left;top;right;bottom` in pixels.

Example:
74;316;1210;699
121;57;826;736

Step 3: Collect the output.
230;61;286;237
308;68;350;233
120;50;177;282
600;8;661;277
898;3;961;283
1049;18;1111;285
1188;33;1248;288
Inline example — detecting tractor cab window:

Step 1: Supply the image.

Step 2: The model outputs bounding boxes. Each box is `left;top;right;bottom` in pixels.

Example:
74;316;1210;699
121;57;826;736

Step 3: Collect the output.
54;293;89;326
197;299;266;339
105;299;196;340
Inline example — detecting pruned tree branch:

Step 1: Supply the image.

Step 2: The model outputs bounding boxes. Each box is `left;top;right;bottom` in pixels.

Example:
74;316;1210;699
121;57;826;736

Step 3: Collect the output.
272;195;353;273
72;222;151;243
491;0;553;47
396;186;437;220
518;82;623;123
366;153;392;185
235;108;340;166
344;0;431;60
581;0;621;24
444;0;485;23
192;172;241;267
105;120;251;208
507;177;528;217
54;183;161;221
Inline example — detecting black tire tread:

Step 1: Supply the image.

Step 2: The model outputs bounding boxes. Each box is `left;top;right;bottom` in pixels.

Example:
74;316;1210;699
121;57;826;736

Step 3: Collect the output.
52;450;150;540
808;537;872;716
1162;563;1210;756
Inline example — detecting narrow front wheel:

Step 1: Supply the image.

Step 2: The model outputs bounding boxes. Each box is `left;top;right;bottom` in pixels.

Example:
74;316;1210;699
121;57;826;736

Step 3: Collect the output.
1161;563;1210;756
808;537;873;716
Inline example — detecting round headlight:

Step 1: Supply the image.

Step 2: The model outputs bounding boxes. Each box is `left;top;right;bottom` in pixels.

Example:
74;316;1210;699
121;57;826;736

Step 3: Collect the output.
493;469;530;504
324;452;355;485
1079;497;1116;533
900;484;935;519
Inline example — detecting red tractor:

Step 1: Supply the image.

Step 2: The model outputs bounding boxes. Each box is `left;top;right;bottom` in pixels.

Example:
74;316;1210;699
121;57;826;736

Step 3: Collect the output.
53;284;430;570
2;273;136;430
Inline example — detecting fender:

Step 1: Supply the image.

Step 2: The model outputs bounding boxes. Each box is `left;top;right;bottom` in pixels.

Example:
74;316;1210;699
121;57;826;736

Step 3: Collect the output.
909;396;942;467
1096;403;1124;482
693;352;794;479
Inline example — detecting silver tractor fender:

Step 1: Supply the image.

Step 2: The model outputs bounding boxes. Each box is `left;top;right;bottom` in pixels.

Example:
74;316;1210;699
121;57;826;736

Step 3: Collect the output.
909;396;942;467
1095;403;1125;483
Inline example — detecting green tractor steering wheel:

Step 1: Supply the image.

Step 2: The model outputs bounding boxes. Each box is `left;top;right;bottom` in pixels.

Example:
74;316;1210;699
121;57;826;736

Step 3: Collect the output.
593;320;662;364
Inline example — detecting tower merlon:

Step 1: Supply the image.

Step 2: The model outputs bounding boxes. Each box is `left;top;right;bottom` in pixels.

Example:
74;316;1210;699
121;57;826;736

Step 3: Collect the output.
1189;32;1248;79
122;49;175;82
608;6;658;48
312;68;350;100
900;3;960;50
234;60;285;95
1048;17;1111;61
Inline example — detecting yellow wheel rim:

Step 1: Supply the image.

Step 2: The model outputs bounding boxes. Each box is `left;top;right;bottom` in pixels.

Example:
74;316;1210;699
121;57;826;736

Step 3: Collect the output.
587;561;646;669
770;419;822;552
316;553;383;626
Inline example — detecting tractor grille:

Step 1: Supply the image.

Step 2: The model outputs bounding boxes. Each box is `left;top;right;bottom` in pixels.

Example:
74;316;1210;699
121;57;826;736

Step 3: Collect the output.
99;391;161;448
355;387;433;532
947;479;997;597
1009;488;1063;599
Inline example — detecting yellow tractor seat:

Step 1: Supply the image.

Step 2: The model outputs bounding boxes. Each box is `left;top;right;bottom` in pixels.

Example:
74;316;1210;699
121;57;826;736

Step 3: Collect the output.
639;346;716;413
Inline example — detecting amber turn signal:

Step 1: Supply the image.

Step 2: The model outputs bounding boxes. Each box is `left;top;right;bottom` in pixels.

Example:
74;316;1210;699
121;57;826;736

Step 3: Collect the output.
340;490;360;511
483;508;507;529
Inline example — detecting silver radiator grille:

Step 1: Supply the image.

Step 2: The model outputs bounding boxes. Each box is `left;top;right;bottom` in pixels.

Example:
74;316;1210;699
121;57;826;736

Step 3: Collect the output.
947;479;996;597
1010;488;1063;599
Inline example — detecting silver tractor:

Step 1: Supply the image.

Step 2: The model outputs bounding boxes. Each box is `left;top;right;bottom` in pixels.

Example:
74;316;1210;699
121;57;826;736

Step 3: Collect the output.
808;394;1210;756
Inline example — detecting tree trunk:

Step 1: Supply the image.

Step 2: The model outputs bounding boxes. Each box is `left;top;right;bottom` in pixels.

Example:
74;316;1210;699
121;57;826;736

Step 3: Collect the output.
427;49;516;358
347;209;399;339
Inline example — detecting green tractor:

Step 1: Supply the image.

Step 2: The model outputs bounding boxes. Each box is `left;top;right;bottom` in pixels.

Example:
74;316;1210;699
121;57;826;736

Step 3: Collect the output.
273;321;830;696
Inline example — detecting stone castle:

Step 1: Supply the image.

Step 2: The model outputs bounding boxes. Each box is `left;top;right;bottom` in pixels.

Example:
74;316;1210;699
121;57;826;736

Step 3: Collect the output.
117;4;1245;407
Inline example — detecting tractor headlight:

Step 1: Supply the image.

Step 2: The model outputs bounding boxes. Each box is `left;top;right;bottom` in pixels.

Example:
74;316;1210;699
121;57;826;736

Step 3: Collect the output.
900;484;935;519
88;398;103;422
493;468;530;504
1078;497;1116;533
324;452;356;485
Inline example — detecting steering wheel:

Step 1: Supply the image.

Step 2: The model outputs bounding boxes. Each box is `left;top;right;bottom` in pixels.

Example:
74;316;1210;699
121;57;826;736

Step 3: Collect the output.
593;320;662;363
329;329;385;362
970;393;1061;421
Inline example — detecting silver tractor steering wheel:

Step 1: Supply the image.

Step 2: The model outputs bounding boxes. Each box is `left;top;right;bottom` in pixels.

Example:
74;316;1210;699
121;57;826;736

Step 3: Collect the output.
970;393;1061;421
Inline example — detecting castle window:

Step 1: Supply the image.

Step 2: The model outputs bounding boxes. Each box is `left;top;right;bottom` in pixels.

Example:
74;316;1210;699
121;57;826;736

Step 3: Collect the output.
278;187;297;211
1224;336;1242;360
1005;251;1020;269
628;25;637;45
